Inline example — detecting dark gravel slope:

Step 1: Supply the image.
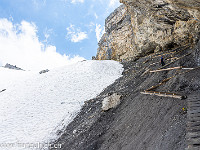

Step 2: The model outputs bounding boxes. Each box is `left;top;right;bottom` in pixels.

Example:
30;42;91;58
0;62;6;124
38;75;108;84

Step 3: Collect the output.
51;42;200;150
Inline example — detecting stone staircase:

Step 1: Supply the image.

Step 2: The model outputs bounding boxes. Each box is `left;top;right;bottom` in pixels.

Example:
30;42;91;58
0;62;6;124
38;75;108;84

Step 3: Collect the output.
187;93;200;150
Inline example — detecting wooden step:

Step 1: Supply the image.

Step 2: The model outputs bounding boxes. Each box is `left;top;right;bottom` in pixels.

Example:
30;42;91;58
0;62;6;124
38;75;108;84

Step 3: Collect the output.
188;122;200;127
187;137;200;145
149;66;182;73
141;91;183;99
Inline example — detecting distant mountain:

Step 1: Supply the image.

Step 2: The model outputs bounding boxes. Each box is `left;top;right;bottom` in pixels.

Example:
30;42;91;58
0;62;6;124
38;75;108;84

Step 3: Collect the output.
4;63;24;71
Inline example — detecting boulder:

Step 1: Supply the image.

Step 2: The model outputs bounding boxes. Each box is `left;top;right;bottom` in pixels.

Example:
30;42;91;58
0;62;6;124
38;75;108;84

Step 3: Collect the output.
102;93;121;111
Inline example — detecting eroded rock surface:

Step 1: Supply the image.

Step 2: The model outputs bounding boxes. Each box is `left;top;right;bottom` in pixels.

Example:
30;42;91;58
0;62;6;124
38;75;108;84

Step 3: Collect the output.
96;0;200;61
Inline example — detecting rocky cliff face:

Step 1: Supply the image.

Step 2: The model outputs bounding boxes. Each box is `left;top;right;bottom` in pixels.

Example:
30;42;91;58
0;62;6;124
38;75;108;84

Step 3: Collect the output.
96;0;200;61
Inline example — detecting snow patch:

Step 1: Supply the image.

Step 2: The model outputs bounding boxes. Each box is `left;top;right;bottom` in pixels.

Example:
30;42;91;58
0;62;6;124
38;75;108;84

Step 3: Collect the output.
0;60;123;150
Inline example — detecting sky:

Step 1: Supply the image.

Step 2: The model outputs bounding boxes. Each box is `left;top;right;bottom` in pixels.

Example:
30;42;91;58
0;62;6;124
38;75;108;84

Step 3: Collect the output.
0;0;121;70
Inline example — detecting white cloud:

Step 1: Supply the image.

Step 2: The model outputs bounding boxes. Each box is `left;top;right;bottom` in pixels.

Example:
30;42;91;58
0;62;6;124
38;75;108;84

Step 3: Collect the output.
94;13;98;19
71;0;84;4
43;27;53;44
9;15;13;22
109;0;119;8
87;22;95;32
89;22;95;27
66;24;88;43
95;24;105;42
0;18;84;71
32;0;46;9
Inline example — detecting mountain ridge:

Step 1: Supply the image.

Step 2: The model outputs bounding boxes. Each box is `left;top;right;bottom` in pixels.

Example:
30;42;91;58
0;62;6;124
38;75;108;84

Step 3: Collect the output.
51;1;200;149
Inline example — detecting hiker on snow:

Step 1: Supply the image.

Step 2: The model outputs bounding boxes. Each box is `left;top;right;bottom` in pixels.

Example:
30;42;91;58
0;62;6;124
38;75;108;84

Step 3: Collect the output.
161;56;165;66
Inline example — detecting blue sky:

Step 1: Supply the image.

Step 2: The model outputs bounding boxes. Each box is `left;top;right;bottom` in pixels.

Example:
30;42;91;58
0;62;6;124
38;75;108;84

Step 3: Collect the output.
0;0;120;70
0;0;120;69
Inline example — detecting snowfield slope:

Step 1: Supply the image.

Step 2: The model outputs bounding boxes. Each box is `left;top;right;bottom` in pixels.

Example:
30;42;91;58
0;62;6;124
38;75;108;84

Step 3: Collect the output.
0;60;123;150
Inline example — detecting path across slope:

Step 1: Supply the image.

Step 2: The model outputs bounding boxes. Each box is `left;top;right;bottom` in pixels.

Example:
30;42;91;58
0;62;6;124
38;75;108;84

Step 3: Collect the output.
187;93;200;150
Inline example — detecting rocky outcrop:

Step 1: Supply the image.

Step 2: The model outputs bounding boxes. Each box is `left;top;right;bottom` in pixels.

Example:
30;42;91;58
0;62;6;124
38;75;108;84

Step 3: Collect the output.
96;0;200;61
4;63;23;70
39;69;49;74
96;5;135;61
166;0;200;11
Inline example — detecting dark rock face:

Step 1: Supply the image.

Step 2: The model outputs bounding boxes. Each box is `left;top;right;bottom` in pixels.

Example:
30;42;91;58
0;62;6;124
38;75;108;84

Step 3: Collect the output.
96;0;200;61
4;63;23;70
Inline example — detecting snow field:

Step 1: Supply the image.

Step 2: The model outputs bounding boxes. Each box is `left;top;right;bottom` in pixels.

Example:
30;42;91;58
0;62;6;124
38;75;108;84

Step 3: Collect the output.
0;60;123;150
